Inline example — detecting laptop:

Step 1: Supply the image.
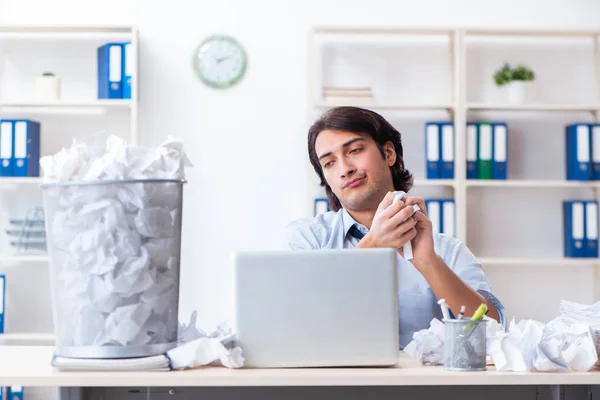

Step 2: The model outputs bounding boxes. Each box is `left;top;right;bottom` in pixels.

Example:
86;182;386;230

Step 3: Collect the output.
232;248;400;368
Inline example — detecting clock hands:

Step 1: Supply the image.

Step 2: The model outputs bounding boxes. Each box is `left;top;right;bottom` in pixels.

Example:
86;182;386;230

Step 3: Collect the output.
214;52;235;64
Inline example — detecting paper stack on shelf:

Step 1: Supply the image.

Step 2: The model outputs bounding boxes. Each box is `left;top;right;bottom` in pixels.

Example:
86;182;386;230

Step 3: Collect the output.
7;207;47;254
322;87;375;104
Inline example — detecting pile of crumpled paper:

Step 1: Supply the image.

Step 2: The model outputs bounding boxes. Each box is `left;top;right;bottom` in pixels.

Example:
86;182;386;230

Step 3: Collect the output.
404;315;598;372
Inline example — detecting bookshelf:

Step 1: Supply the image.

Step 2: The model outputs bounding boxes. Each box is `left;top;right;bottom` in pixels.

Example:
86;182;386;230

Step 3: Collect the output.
307;27;600;322
0;25;139;345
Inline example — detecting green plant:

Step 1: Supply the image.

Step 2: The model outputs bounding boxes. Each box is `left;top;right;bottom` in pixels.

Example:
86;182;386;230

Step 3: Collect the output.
512;64;535;81
493;63;535;86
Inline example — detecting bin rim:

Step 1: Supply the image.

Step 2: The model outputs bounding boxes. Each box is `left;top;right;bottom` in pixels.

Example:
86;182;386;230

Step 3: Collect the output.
40;178;187;189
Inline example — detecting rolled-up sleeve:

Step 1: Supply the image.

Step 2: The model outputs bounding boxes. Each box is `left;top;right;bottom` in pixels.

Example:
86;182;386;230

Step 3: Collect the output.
443;237;507;328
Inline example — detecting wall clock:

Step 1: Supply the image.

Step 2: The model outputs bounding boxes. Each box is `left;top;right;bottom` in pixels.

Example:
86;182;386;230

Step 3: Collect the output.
193;34;247;89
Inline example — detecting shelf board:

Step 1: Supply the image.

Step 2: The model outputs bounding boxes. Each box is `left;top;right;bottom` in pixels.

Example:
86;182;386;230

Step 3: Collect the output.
465;28;600;38
312;26;455;36
479;257;599;266
467;102;600;112
0;333;54;342
0;177;43;185
414;179;456;187
0;100;131;108
0;255;48;263
466;180;600;188
314;102;453;111
0;25;134;40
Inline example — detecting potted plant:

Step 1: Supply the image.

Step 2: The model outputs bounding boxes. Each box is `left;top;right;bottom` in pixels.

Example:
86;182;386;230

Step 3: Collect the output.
493;63;535;104
35;72;61;102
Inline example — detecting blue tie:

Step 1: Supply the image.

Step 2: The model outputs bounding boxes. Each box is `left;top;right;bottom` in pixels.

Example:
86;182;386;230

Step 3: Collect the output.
348;224;365;240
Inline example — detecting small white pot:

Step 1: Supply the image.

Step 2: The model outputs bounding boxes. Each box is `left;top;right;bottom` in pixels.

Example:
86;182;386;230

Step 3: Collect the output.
35;75;61;102
505;81;531;104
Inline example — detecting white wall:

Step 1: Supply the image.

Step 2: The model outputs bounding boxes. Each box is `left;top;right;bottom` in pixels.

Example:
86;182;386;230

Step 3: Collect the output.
1;0;600;330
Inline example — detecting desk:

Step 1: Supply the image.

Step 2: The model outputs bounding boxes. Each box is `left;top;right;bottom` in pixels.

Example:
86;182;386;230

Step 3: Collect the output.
1;347;599;400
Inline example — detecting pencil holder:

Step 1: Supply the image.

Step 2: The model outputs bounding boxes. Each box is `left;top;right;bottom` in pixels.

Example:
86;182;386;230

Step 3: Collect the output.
443;319;487;371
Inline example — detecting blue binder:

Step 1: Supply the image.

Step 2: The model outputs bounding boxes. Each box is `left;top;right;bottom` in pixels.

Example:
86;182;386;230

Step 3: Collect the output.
314;198;330;216
492;122;508;180
466;122;478;179
8;386;22;400
440;122;454;179
12;120;40;177
0;120;12;177
592;124;600;180
0;275;5;334
566;123;592;181
564;201;586;257
425;199;441;234
122;42;132;99
97;43;123;99
440;199;456;237
425;122;441;179
585;200;599;258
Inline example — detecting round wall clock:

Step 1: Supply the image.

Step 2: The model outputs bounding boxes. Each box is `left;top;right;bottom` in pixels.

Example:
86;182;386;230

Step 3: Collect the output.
193;34;247;89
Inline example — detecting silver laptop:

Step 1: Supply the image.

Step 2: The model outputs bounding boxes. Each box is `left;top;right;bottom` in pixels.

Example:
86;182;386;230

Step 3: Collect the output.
232;248;399;368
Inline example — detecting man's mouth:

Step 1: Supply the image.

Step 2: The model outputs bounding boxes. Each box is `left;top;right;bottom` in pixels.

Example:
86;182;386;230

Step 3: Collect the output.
344;177;364;188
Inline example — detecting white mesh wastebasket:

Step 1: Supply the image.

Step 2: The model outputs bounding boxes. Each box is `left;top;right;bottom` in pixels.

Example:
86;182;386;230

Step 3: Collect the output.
40;179;185;359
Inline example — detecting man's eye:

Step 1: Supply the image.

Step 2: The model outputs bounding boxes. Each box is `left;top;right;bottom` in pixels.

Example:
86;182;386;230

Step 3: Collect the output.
323;161;332;169
350;148;362;154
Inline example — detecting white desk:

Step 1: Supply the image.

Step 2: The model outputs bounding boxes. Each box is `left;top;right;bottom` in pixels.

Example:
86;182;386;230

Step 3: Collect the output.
1;346;599;388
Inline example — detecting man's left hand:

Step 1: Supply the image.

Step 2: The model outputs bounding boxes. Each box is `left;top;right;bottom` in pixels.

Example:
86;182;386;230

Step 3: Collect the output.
402;197;437;268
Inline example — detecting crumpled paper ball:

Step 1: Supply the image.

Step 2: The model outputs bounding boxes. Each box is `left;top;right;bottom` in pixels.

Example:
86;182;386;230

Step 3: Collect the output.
488;317;598;372
173;311;244;369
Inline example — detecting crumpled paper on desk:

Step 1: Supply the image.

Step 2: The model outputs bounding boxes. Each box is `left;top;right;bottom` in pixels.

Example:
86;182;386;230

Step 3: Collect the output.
52;311;245;371
40;133;192;349
170;311;244;369
488;318;597;372
405;316;598;372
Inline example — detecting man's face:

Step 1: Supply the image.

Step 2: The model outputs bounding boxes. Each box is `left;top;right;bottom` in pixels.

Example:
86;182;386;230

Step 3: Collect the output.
315;129;396;211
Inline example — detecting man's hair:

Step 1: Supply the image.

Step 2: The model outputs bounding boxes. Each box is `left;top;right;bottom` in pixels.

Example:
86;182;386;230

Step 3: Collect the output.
307;106;414;212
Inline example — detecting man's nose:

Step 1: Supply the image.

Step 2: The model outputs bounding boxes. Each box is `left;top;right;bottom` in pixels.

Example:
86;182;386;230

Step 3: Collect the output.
339;159;356;178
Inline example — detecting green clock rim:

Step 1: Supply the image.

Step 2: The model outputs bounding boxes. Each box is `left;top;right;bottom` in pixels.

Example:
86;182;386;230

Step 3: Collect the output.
192;34;248;89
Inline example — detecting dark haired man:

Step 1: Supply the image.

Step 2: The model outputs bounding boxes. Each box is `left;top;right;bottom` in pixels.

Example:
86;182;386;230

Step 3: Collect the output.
283;106;505;348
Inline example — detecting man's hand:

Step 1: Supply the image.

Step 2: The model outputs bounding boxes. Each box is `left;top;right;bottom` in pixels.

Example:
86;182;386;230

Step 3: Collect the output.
356;191;417;250
402;197;437;268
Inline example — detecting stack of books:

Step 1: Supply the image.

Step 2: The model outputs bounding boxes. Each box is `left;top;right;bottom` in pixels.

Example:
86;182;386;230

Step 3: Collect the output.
322;87;375;105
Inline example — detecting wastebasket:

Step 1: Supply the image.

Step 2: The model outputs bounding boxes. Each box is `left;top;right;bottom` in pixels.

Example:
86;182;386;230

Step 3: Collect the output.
40;179;185;359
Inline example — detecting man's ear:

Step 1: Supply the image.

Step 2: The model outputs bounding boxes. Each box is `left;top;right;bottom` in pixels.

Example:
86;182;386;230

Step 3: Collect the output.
383;141;397;166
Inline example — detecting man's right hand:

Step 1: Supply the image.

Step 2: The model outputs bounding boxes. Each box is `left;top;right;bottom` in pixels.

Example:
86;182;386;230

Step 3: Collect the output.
356;191;417;250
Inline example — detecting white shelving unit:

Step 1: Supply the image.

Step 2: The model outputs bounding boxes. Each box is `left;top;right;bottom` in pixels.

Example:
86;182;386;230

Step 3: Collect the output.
0;25;139;344
307;27;600;322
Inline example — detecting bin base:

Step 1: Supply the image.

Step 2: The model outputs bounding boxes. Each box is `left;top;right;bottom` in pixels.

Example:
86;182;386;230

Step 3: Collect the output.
55;342;177;359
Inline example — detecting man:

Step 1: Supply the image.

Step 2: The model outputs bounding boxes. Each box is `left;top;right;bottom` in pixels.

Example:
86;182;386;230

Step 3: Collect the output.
283;106;505;348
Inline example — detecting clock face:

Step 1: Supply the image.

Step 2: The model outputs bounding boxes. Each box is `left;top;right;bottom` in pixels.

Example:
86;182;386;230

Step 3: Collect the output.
193;34;247;89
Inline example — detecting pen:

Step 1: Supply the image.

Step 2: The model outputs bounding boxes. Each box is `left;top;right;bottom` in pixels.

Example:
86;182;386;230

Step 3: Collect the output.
457;305;466;320
464;303;488;337
438;298;451;320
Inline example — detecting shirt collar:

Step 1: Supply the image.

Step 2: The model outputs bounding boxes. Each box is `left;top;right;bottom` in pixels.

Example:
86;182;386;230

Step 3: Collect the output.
341;208;368;240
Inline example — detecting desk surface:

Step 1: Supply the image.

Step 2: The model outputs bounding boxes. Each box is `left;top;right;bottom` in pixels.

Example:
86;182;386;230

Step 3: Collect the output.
1;346;600;387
